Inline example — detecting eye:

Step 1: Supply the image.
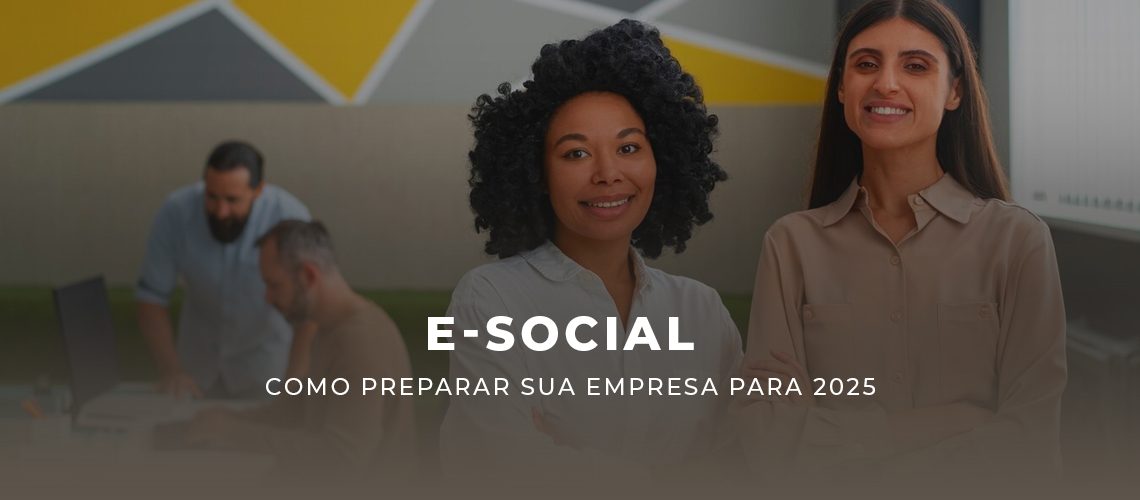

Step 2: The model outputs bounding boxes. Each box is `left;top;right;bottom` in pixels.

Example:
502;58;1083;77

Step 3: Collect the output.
905;62;928;72
562;149;590;160
618;143;640;155
855;60;878;70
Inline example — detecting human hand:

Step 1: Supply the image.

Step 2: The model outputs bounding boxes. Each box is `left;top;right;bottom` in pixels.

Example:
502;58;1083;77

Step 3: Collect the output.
531;407;579;450
157;372;203;399
740;350;816;407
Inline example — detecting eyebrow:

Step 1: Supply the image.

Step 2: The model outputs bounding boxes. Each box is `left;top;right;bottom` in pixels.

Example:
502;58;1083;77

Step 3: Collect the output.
618;127;645;139
848;47;939;61
553;128;646;147
553;133;587;147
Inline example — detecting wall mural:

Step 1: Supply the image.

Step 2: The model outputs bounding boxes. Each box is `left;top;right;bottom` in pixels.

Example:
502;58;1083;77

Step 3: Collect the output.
0;0;830;105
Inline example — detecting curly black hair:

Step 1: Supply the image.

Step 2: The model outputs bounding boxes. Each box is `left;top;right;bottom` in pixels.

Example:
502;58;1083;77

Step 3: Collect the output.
467;19;725;259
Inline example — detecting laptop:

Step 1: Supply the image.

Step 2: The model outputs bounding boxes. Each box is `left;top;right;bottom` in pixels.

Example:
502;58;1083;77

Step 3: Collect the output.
53;276;195;429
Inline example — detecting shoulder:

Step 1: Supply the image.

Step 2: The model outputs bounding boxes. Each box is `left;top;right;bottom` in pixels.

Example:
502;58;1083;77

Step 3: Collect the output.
973;199;1052;249
643;266;728;315
260;184;310;219
334;300;401;347
642;266;739;344
450;256;533;305
332;300;412;376
154;183;202;222
163;183;202;208
765;208;829;242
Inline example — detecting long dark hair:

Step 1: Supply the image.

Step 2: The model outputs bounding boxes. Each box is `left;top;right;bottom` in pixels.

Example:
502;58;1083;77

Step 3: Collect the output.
808;0;1008;208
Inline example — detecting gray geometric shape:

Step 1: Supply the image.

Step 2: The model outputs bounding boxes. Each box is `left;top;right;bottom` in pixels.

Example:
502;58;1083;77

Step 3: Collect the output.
579;0;656;13
659;0;837;64
19;9;322;101
367;0;605;104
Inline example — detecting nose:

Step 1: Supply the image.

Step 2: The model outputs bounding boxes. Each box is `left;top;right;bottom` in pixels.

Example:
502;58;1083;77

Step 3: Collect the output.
215;203;232;219
873;65;900;95
590;153;622;185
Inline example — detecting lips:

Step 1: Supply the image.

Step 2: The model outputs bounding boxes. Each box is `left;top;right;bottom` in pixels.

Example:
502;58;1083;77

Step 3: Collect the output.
584;197;630;208
868;106;909;115
863;100;911;123
579;194;635;219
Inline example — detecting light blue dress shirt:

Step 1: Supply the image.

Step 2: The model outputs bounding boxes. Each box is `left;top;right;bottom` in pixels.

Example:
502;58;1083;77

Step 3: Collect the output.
135;182;310;395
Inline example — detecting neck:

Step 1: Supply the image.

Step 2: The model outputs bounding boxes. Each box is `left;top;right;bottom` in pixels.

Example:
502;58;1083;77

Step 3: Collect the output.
309;272;361;331
860;139;943;215
553;231;633;289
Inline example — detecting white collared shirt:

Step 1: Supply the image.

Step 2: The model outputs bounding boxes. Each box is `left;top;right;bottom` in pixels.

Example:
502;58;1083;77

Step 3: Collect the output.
439;241;742;480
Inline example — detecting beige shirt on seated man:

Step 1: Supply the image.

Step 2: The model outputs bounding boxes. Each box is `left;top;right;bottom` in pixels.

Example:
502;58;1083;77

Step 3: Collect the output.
184;220;416;478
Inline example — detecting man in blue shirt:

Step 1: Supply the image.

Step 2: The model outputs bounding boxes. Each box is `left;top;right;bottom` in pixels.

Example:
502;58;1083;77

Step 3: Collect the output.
136;141;312;398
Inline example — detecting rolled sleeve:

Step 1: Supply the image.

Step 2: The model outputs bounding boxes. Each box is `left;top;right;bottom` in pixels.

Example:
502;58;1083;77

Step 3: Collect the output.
136;200;181;306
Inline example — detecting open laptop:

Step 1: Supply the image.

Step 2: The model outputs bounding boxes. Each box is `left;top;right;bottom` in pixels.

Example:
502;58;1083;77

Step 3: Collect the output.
53;276;196;429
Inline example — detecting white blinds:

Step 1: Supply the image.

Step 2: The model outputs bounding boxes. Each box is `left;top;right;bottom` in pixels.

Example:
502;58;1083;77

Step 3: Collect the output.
1009;0;1140;233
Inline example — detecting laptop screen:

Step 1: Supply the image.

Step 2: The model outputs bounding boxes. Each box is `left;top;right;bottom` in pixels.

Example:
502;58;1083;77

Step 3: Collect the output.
53;276;120;416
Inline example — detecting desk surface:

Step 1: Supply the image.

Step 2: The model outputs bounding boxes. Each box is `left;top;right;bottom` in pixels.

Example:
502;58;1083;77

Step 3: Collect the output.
0;382;274;487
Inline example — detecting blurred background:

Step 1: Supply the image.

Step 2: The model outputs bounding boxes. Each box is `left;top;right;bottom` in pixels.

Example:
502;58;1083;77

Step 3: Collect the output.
0;0;1136;479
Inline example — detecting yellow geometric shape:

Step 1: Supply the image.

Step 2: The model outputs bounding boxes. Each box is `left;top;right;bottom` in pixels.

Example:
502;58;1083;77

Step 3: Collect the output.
664;37;826;106
0;0;193;90
234;0;419;99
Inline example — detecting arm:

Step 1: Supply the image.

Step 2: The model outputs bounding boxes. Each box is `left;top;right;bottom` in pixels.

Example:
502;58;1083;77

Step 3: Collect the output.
188;332;390;470
284;321;318;378
890;219;1066;474
438;273;650;484
136;199;201;398
734;231;989;475
137;302;201;398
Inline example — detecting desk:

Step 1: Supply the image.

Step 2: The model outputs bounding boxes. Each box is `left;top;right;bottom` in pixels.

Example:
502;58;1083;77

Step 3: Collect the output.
0;382;274;491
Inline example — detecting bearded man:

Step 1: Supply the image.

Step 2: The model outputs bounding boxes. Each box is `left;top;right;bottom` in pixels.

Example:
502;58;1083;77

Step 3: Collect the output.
136;141;312;398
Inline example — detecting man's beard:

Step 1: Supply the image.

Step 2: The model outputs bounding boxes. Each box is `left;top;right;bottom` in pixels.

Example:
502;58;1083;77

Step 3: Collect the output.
207;213;249;244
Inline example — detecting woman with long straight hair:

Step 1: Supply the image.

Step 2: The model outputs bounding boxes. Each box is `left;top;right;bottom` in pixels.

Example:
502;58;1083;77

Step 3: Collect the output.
735;0;1065;482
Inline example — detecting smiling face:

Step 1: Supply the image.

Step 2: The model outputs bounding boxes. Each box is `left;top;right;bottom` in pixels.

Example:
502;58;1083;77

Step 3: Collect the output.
543;91;656;248
839;17;961;152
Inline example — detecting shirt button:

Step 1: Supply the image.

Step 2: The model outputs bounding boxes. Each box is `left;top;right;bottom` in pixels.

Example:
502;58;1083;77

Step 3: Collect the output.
913;197;925;206
804;306;815;321
890;311;903;323
892;372;903;383
889;255;901;266
979;305;992;319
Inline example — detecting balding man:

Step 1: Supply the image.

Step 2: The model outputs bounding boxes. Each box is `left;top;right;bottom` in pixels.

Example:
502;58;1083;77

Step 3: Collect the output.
183;220;417;477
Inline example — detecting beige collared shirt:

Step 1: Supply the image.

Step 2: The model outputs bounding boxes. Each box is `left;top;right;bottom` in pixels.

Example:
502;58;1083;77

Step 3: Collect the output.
734;174;1067;478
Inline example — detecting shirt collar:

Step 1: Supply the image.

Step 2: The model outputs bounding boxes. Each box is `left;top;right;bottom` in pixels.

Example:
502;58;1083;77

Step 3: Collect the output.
820;179;863;227
915;173;977;224
819;174;978;227
521;240;651;292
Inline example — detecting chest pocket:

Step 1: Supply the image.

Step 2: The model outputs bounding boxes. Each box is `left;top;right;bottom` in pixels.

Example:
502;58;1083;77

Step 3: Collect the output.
801;303;869;380
938;302;999;404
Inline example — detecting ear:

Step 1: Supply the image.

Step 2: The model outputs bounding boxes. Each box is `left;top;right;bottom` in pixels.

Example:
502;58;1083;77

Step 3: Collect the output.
299;261;320;288
837;80;845;104
945;77;962;111
251;181;265;198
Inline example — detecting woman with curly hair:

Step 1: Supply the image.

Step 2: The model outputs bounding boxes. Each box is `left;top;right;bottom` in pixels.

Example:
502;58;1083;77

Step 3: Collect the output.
735;0;1065;485
439;20;742;484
